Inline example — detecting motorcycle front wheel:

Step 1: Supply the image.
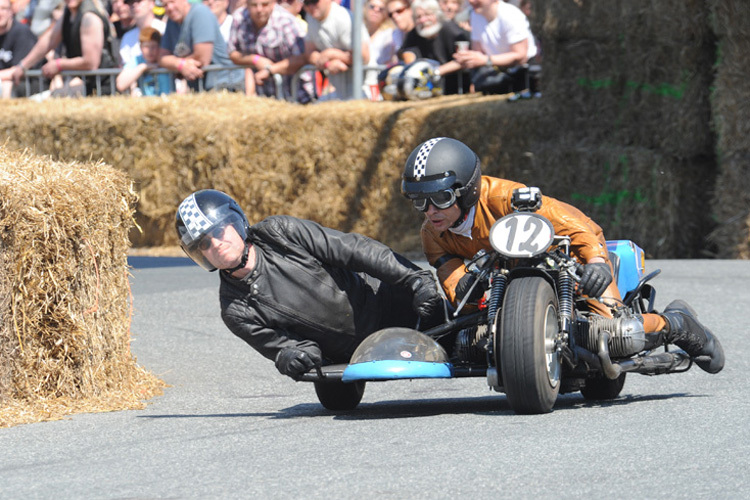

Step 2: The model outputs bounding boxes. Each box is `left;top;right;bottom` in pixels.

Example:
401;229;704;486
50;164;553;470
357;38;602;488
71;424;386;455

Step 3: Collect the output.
498;276;561;414
314;380;366;411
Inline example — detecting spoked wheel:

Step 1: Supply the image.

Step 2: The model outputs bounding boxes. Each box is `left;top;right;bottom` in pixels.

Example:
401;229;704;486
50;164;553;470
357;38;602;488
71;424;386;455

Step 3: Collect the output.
314;380;366;411
581;373;626;401
498;276;561;414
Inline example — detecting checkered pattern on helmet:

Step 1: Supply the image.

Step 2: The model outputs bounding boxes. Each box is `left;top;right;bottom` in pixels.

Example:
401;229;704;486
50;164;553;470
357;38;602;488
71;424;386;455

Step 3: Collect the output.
178;194;213;242
412;137;443;180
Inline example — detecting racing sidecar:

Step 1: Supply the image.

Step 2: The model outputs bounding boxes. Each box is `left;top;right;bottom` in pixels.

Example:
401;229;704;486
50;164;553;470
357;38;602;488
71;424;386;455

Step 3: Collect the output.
300;187;697;414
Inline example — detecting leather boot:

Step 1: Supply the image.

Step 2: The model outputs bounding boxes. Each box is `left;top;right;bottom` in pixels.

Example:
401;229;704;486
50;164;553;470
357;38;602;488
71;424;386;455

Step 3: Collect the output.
661;300;725;374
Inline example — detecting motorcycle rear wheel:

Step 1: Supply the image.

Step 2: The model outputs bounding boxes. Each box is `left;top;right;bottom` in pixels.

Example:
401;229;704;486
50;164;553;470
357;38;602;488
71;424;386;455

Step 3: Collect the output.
498;277;561;414
314;380;366;411
580;373;626;401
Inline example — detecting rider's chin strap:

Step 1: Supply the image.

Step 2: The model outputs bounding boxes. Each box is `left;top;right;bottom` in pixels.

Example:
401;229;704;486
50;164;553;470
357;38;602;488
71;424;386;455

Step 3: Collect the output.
221;241;250;276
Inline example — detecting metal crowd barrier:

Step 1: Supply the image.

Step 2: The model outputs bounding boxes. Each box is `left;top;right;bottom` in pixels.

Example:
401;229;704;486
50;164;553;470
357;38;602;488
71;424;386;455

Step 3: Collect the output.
16;63;481;102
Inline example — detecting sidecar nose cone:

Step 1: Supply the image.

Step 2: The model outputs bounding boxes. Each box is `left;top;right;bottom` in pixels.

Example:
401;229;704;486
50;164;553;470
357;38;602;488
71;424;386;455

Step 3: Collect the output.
342;328;452;381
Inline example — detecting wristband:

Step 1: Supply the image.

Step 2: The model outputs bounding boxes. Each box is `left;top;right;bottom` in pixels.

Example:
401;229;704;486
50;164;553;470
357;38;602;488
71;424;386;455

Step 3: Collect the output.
323;61;330;68
17;61;27;74
265;64;273;74
485;55;492;68
177;58;185;71
55;58;62;72
252;54;261;66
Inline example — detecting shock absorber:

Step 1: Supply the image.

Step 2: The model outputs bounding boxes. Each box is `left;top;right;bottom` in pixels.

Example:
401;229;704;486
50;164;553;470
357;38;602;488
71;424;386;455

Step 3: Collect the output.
486;271;507;328
557;267;575;334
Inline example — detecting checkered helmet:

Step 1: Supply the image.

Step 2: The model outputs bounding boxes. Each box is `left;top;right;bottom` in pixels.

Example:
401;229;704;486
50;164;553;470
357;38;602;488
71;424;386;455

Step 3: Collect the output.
175;190;250;271
401;137;481;212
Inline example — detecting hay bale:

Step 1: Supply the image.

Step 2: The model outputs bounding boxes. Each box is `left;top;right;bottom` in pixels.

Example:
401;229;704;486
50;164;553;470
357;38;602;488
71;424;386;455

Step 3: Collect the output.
538;24;714;158
526;140;715;258
0;147;164;427
707;0;750;258
536;0;711;43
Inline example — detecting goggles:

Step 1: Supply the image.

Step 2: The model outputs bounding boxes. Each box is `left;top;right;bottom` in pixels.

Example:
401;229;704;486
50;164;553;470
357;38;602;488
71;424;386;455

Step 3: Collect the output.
410;189;458;212
197;224;229;251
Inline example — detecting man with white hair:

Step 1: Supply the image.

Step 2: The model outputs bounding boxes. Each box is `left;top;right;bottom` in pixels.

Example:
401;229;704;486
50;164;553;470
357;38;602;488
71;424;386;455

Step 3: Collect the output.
399;0;470;95
453;0;536;94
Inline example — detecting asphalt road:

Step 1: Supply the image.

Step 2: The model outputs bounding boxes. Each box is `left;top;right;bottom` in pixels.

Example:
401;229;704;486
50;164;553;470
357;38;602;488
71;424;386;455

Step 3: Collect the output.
1;258;749;499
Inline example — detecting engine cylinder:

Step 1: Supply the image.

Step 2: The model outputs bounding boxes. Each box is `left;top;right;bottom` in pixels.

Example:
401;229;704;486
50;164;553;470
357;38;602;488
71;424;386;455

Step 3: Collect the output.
582;316;646;357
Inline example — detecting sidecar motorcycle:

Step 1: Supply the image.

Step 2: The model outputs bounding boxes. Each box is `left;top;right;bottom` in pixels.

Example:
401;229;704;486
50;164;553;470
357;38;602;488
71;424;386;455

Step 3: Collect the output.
300;187;694;415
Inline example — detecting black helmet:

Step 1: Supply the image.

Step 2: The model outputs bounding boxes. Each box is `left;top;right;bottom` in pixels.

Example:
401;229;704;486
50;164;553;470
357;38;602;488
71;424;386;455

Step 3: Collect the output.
175;189;250;271
401;137;481;214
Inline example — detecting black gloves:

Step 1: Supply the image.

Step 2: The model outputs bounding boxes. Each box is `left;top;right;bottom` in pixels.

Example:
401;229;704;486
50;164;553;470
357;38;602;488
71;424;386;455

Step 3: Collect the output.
274;345;322;380
455;272;486;303
579;262;612;298
408;270;443;321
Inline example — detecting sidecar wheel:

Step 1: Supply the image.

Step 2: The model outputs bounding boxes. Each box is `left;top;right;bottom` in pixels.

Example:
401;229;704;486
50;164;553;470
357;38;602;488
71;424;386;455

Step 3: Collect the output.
314;380;366;411
581;373;626;401
498;277;560;414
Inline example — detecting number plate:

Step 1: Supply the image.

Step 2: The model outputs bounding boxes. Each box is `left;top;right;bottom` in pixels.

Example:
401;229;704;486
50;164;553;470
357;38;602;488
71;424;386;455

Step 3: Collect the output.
489;213;555;258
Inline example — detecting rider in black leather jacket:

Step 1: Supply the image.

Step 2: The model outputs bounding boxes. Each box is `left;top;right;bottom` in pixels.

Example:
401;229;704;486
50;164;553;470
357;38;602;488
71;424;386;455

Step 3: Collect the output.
176;190;444;379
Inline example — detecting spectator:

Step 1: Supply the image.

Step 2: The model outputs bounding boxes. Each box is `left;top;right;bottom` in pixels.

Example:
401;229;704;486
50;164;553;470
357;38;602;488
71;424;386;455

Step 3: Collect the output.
111;0;135;38
454;0;535;94
159;0;243;92
298;0;369;100
363;0;396;96
11;0;119;96
400;0;470;94
119;0;165;68
203;0;232;43
28;0;64;37
116;25;171;94
439;0;468;31
1;0;37;97
228;0;310;101
385;0;411;51
278;0;305;35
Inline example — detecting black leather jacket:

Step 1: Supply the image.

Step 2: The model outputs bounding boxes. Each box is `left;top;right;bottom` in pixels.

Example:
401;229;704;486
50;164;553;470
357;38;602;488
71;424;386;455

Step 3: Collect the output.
219;216;426;363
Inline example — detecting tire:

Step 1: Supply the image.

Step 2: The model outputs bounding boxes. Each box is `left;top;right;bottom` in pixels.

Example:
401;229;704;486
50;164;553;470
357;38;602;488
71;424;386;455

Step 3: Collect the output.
580;373;626;401
314;380;366;411
498;276;561;414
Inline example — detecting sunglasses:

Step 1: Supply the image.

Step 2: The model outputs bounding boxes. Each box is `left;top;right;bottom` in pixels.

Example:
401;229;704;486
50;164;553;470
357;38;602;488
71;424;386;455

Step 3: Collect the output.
388;6;407;18
368;4;385;12
411;189;458;212
197;224;228;251
303;0;319;5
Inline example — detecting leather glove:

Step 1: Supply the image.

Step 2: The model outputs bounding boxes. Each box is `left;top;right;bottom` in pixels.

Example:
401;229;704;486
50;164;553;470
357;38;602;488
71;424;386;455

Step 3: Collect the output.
408;270;443;321
455;272;486;303
579;262;612;298
274;345;322;380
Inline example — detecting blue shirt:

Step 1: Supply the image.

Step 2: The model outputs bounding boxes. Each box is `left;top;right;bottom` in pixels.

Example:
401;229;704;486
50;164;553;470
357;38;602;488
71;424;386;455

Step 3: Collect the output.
125;54;172;96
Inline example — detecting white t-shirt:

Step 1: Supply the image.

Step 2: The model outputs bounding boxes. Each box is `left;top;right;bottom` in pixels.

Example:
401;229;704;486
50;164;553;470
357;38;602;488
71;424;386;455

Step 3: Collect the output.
470;2;536;61
306;2;369;99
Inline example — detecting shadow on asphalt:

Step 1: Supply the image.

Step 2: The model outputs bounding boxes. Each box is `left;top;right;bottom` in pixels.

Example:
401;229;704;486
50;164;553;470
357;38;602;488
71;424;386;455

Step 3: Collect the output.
137;392;702;421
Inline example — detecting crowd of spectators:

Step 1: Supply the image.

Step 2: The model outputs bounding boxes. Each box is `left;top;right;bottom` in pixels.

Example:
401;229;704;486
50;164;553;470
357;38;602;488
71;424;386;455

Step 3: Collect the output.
0;0;539;101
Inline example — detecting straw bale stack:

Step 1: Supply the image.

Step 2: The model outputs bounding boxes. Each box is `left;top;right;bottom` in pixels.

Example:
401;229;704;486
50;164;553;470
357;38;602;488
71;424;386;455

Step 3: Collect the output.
0;147;164;427
534;0;715;159
707;0;750;258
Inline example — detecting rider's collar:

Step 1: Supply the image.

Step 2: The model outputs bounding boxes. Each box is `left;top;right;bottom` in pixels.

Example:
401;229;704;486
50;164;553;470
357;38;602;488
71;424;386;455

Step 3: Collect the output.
449;206;475;239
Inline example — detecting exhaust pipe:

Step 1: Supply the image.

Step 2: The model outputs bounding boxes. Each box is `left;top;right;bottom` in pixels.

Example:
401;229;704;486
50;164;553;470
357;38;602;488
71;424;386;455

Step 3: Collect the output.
596;331;692;379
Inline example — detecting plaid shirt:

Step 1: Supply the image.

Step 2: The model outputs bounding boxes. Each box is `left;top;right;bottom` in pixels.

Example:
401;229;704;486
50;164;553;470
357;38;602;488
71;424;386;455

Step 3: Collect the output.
229;5;311;102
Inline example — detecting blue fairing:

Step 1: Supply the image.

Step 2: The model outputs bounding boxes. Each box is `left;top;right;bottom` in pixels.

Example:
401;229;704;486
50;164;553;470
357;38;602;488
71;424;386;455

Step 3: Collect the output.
606;240;646;295
342;360;454;382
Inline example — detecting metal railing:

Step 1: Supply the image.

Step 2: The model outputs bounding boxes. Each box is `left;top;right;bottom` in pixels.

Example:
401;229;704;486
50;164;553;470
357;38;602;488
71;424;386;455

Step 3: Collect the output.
12;62;484;102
